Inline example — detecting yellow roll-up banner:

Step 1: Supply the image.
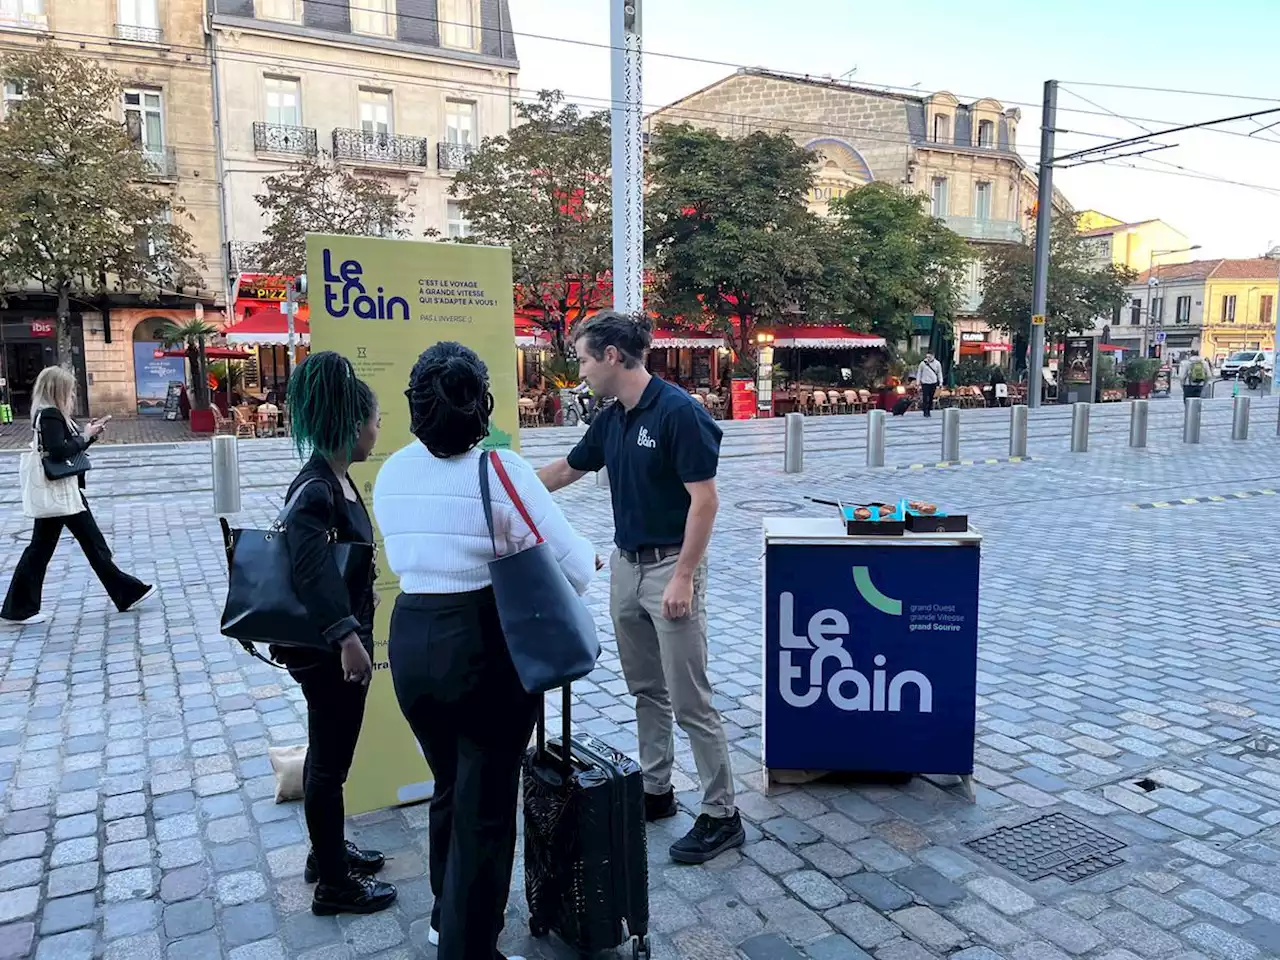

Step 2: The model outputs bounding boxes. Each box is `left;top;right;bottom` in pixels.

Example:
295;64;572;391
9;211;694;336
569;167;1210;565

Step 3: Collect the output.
305;234;519;815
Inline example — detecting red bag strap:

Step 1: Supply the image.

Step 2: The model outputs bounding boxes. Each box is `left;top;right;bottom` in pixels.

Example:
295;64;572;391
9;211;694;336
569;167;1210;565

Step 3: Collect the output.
488;451;544;545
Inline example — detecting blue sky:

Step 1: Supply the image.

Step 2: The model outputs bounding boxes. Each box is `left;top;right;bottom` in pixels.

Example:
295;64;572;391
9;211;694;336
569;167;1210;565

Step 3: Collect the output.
512;0;1280;260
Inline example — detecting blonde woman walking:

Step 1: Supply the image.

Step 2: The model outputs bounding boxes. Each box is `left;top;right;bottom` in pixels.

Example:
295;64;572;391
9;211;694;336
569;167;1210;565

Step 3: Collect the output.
1;367;154;625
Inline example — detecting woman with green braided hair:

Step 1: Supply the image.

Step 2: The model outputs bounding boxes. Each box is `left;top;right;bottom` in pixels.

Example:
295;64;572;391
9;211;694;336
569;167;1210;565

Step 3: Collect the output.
278;351;397;917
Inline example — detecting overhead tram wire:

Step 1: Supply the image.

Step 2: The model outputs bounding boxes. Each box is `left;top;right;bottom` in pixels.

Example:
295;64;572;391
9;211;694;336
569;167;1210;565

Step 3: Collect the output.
1058;79;1280;104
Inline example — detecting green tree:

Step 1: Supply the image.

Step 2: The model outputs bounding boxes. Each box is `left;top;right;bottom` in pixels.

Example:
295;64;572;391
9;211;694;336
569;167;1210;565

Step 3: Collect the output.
647;124;823;370
451;91;612;357
980;212;1136;369
0;42;201;369
253;153;411;278
817;183;971;346
158;319;219;412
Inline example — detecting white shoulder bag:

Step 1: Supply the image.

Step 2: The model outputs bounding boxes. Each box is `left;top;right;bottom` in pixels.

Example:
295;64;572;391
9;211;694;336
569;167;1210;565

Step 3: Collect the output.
20;428;85;520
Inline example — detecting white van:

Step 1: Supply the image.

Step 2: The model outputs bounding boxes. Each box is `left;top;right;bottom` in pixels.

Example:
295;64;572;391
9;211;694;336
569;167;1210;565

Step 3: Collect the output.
1221;350;1273;378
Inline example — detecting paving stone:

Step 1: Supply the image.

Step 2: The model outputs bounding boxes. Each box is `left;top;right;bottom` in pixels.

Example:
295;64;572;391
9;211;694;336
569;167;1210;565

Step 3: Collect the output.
49;837;98;869
165;933;223;960
803;935;872;960
1182;922;1261;959
160;865;210;903
781;871;846;911
104;867;157;903
672;927;740;960
103;898;160;940
1091;909;1184;958
1178;889;1252;925
0;923;35;960
757;896;832;944
163;898;215;939
0;888;39;924
223;902;278;948
887;906;966;951
871;941;935;960
216;871;268;906
847;839;912;873
965;876;1035;915
1114;885;1195;928
840;874;911;912
0;833;46;864
33;928;97;960
893;865;965;907
948;900;1026;946
103;839;152;872
824;903;899;950
764;818;823;846
228;940;287;960
104;933;163;960
802;842;861;878
740;933;805;960
39;894;96;935
1023;907;1104;955
745;840;805;876
0;860;44;895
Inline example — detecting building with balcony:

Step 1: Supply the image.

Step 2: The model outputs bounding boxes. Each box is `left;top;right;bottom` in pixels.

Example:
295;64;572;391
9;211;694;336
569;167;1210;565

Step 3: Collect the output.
646;70;1069;362
210;0;519;303
0;0;225;416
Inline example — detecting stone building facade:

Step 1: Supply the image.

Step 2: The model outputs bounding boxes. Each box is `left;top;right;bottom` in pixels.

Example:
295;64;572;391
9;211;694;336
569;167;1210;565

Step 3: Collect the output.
0;0;226;416
647;70;1058;359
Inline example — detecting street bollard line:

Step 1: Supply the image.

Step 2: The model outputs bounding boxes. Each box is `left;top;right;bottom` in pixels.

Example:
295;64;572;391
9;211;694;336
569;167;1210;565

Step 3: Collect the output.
1184;397;1203;444
1129;399;1149;449
1009;405;1028;459
211;434;242;515
1233;396;1251;441
784;412;804;474
941;407;960;462
1070;402;1090;453
866;409;886;468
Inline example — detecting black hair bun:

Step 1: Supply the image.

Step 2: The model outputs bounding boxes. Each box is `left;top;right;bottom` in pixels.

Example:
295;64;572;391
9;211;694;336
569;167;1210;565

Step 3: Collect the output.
407;342;493;458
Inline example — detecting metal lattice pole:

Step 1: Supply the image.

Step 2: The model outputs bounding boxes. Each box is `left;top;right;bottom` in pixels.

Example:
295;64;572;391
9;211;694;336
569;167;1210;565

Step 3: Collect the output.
610;1;644;317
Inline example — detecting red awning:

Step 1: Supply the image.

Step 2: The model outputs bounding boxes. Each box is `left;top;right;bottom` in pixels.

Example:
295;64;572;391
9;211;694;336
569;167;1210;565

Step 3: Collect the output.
770;326;887;349
1097;343;1124;353
224;310;311;346
651;330;724;349
155;347;252;360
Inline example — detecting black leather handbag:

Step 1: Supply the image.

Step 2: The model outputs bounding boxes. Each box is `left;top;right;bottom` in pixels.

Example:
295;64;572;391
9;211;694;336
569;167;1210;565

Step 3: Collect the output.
220;480;374;662
39;423;91;480
478;451;599;695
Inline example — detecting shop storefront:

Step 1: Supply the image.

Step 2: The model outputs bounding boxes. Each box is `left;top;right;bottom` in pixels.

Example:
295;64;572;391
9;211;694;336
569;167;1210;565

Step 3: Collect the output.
958;331;1012;365
646;330;726;389
0;313;88;417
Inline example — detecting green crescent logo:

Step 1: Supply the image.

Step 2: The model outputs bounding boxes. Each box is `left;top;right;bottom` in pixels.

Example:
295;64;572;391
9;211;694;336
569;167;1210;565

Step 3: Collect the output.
853;566;902;616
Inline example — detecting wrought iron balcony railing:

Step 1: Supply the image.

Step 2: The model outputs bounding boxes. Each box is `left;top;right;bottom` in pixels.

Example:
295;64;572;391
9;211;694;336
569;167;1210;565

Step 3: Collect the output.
116;23;163;43
332;128;429;168
141;146;177;180
253;121;318;157
437;141;475;171
944;216;1025;244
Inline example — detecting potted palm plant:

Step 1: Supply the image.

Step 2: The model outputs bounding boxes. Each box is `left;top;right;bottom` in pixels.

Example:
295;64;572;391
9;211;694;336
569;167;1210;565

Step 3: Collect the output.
1124;357;1161;399
159;319;220;433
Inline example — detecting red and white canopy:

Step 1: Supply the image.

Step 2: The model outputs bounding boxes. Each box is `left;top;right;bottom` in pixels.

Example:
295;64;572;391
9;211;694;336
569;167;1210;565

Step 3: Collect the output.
651;330;724;349
223;310;310;347
770;326;886;349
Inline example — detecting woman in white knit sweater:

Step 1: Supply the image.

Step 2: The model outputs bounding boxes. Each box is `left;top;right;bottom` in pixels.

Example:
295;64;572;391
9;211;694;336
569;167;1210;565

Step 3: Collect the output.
373;342;595;960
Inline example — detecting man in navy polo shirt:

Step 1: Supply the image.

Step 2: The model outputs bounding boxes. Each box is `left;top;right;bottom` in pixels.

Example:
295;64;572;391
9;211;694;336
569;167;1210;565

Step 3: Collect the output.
539;311;743;865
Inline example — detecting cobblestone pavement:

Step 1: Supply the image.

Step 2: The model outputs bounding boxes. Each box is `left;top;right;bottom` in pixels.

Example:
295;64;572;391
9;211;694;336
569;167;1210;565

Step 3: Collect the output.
2;399;1280;960
0;418;200;450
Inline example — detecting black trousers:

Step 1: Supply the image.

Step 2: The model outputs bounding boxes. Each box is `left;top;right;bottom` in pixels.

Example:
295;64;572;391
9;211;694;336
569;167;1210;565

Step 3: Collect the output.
921;383;938;417
390;590;538;960
288;652;370;885
1;498;148;620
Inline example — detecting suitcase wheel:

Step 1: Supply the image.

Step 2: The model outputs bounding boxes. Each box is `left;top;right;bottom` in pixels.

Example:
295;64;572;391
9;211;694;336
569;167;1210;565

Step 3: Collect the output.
529;919;549;939
632;935;651;960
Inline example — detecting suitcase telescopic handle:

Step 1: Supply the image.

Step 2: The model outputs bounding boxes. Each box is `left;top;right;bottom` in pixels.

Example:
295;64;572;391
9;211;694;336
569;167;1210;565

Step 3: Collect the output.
536;685;573;776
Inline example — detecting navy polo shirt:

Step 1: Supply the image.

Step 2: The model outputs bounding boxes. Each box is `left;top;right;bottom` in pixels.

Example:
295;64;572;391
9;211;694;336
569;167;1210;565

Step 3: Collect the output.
567;378;722;552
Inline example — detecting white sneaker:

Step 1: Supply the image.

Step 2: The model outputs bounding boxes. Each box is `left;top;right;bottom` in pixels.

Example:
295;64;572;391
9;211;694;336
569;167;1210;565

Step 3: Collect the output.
122;586;157;612
1;613;46;626
428;928;439;946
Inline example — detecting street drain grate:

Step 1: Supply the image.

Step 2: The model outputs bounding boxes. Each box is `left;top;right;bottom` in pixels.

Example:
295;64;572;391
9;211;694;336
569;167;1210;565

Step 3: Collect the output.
965;813;1127;883
734;499;802;514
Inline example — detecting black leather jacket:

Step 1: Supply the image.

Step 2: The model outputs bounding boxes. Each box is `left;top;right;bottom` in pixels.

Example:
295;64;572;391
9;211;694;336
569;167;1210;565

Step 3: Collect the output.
283;455;376;651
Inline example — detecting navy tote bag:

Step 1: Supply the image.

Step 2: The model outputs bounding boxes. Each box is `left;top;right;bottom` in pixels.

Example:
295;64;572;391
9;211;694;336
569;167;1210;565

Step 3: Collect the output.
478;450;599;694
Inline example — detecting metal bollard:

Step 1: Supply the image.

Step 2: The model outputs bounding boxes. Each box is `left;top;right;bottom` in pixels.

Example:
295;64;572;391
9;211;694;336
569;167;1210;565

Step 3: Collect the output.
784;412;804;474
1009;405;1028;458
1232;396;1251;441
941;407;960;462
211;435;241;515
866;409;886;467
1183;397;1202;444
1070;402;1090;453
1129;399;1149;448
596;466;610;490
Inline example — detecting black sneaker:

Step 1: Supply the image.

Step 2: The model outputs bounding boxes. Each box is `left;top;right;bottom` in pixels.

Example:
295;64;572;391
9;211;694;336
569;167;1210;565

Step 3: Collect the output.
670;812;746;864
644;789;678;822
311;874;397;916
304;841;385;884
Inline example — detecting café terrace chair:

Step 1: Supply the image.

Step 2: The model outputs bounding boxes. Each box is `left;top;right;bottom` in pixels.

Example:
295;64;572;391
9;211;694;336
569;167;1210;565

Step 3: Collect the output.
858;389;873;412
232;406;256;440
210;407;235;436
812;390;830;415
798;391;814;416
843;389;863;414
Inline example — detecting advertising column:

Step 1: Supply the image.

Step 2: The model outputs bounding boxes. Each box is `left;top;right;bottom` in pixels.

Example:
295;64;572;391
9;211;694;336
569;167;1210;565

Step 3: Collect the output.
306;234;519;815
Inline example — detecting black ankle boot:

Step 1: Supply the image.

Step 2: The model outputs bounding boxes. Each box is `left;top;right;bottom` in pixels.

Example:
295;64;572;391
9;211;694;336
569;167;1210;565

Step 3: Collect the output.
311;875;398;916
304;841;386;884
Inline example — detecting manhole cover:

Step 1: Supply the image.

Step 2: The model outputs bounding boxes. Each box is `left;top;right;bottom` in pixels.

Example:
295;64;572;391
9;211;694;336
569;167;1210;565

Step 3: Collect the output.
965;813;1127;883
735;499;801;513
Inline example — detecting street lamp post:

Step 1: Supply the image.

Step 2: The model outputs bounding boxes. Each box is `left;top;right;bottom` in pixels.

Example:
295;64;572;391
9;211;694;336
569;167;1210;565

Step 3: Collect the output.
1144;245;1201;358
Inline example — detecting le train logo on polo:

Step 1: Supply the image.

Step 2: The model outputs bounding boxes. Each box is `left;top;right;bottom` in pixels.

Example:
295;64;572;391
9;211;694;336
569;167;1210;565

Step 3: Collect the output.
777;567;933;713
636;426;657;449
322;249;410;320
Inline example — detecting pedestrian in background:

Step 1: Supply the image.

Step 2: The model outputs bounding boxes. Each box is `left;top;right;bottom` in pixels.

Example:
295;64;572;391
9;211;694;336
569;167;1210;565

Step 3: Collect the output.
916;352;943;417
374;342;596;959
278;352;396;917
1182;352;1211;400
2;366;154;626
539;310;744;865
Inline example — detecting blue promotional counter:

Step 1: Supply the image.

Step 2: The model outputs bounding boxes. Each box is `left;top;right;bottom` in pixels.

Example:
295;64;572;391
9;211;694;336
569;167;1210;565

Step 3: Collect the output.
761;518;980;792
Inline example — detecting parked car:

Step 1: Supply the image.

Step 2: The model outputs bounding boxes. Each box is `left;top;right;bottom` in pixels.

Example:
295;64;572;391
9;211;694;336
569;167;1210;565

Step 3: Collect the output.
1220;350;1273;379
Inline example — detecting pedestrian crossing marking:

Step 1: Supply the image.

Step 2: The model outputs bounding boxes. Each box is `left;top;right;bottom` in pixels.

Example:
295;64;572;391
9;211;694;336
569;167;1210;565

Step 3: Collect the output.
1131;489;1278;510
892;456;1037;472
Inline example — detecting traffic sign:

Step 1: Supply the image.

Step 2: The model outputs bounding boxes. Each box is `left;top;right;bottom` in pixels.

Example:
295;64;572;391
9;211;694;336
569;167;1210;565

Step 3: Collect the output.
1155;331;1167;344
1032;314;1046;326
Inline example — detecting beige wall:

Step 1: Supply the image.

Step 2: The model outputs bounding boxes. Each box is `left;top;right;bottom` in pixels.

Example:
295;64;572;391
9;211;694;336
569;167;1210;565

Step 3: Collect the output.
215;23;517;250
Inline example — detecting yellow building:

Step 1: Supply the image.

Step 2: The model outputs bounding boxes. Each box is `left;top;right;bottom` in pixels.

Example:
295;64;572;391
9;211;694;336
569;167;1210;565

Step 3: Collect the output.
0;0;225;416
1077;210;1193;274
1200;259;1278;361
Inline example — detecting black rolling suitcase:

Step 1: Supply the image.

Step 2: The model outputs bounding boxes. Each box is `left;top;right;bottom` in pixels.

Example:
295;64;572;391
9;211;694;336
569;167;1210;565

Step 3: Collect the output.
523;686;650;959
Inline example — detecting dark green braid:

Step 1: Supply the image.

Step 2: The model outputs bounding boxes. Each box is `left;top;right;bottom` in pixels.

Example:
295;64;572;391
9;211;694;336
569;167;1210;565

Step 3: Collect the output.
286;352;376;460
